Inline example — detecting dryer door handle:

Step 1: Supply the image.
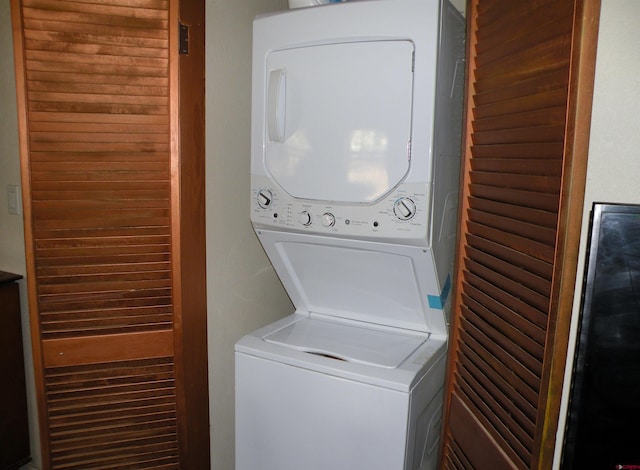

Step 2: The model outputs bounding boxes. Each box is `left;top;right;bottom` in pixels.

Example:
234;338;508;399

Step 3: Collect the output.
267;68;286;142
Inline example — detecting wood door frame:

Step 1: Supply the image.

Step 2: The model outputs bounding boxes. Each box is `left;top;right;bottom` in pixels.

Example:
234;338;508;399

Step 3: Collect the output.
534;1;601;467
173;0;210;467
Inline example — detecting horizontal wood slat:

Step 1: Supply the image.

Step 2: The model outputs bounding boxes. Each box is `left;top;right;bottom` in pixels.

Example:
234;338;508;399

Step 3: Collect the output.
473;68;569;109
468;197;558;229
463;281;546;345
44;357;178;469
469;185;559;213
43;331;174;367
463;271;547;331
465;244;551;298
459;316;540;393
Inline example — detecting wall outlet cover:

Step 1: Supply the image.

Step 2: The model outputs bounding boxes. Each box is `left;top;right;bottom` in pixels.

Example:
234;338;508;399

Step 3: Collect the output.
7;184;22;216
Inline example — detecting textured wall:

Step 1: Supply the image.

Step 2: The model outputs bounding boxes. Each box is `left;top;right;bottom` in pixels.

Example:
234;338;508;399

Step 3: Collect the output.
205;1;293;469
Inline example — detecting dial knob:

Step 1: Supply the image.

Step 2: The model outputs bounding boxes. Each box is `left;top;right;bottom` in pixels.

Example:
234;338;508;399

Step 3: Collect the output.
321;212;336;227
393;197;417;221
257;189;273;209
299;211;312;226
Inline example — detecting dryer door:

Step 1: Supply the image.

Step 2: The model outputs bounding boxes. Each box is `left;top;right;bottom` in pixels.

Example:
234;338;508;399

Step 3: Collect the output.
264;40;414;204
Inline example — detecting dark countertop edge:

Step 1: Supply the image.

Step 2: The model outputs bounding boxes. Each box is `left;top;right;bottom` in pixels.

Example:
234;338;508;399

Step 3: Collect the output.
0;270;24;285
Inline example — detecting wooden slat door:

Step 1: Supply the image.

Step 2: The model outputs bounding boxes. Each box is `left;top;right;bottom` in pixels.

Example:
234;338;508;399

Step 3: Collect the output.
10;0;208;468
440;0;600;468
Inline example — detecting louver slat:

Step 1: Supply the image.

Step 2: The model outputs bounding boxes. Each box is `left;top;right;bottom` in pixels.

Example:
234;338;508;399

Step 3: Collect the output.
44;359;178;469
440;0;595;468
13;0;184;467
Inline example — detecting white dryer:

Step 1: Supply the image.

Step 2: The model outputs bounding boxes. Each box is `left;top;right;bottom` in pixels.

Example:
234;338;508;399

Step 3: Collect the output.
236;1;465;469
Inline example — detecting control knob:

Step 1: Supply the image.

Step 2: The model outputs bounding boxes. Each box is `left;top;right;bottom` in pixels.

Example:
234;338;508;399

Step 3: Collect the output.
393;197;417;221
321;212;336;227
257;189;273;209
299;211;312;226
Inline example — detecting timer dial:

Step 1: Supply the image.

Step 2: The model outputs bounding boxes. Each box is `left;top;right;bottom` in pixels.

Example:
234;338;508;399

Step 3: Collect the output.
393;197;417;221
257;189;273;209
299;211;312;226
321;212;336;227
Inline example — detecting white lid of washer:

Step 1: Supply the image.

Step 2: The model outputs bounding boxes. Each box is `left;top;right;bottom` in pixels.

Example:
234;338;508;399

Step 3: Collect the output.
257;230;450;336
264;316;426;368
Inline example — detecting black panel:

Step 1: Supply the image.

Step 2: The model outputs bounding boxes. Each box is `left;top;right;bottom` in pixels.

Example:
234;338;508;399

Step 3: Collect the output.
562;203;640;470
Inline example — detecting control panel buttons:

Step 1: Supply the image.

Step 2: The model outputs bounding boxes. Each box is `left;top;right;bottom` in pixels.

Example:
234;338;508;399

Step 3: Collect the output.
321;212;336;227
257;189;274;209
299;211;312;226
393;197;417;220
250;177;428;240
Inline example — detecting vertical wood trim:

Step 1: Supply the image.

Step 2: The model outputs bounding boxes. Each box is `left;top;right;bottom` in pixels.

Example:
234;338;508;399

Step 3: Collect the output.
534;1;601;467
441;0;479;456
168;0;187;466
176;0;210;467
10;2;51;466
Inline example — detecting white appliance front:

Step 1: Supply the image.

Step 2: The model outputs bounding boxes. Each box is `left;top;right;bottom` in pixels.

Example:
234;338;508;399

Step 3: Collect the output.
236;314;447;470
250;0;445;246
237;0;465;469
264;39;414;204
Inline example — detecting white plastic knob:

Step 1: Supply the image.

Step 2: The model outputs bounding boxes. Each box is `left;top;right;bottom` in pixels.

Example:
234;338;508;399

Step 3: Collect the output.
299;211;312;226
321;212;336;227
393;197;416;220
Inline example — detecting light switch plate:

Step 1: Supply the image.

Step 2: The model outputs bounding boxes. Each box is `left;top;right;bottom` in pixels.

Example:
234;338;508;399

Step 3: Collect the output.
7;184;22;216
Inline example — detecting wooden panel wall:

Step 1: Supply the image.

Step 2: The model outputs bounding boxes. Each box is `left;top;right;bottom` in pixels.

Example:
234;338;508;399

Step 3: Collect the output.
441;0;600;468
11;0;208;468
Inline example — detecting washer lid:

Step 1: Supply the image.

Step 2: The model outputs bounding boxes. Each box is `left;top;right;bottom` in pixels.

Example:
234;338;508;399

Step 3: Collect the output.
263;40;414;203
264;317;426;369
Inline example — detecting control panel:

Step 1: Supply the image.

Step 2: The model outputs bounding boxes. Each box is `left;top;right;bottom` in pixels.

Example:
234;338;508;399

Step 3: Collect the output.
250;175;432;245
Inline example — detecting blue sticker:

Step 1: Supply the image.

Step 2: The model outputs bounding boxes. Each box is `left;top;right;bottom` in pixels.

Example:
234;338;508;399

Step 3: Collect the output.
427;274;451;310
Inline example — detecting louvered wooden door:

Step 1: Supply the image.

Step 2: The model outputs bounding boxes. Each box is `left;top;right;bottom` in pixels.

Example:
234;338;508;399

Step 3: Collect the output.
440;0;600;468
11;0;208;468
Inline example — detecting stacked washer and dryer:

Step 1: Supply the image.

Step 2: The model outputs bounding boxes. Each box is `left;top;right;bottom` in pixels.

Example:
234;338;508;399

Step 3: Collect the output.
235;1;465;469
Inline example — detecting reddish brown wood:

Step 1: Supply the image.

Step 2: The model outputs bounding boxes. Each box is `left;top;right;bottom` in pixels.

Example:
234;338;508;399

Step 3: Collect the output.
448;393;519;469
533;0;601;467
172;0;210;467
441;1;600;468
11;0;208;467
42;331;174;368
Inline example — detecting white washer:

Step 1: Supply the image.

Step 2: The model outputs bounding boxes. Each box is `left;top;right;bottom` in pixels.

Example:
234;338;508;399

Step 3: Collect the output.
237;315;447;470
236;232;450;470
236;1;465;469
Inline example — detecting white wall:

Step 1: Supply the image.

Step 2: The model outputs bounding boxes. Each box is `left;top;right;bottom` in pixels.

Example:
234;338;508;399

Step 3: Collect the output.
205;1;293;469
554;0;640;467
0;3;41;469
0;4;25;275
